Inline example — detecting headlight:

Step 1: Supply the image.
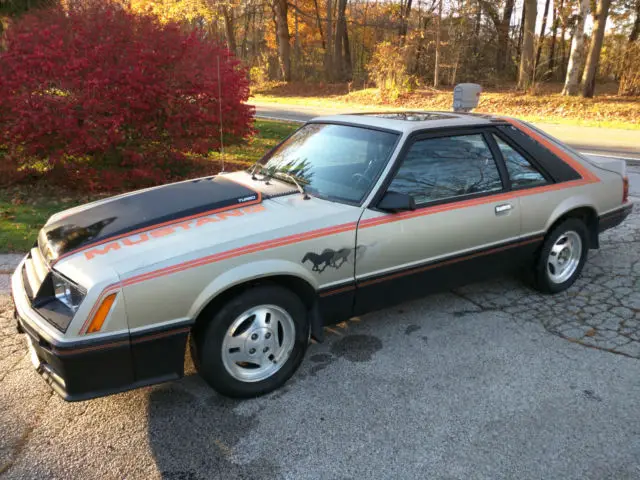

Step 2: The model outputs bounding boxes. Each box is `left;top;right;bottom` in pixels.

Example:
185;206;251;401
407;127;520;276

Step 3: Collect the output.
31;271;87;332
52;272;85;313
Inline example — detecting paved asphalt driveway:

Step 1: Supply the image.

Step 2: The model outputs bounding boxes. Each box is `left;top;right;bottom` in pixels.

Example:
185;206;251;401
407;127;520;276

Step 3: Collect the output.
1;205;639;479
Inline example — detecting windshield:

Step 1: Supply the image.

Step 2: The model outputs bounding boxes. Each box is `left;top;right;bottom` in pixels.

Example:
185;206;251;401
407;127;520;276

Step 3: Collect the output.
259;123;399;204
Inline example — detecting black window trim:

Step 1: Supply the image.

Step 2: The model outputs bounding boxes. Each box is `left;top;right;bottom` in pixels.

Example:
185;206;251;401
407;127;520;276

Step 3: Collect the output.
370;125;512;212
487;128;555;188
496;124;581;183
482;131;512;191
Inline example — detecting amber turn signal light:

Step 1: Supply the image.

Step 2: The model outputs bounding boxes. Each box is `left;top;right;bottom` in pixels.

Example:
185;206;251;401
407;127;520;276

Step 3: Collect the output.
86;293;117;334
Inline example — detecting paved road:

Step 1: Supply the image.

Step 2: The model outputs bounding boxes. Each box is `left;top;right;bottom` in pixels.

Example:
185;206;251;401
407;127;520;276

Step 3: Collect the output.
629;164;640;198
1;205;639;479
252;101;640;162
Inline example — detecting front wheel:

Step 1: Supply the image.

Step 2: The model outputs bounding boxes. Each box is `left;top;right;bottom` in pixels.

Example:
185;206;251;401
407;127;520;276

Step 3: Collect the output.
192;285;309;398
532;218;589;294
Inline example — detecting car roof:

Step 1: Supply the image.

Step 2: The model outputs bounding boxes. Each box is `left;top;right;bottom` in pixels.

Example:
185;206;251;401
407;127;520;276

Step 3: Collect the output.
309;111;507;134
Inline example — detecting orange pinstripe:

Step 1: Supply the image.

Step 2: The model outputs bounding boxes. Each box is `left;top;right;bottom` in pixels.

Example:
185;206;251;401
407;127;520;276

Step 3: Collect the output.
52;179;262;265
79;119;601;334
358;237;542;288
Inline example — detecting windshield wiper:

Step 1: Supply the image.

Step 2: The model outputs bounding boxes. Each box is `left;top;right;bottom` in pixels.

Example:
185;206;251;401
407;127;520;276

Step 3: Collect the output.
249;164;310;200
250;163;271;184
274;171;310;200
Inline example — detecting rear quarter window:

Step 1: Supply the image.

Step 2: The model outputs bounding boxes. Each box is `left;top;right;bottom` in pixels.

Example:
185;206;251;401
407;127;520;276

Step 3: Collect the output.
496;125;582;183
492;135;547;189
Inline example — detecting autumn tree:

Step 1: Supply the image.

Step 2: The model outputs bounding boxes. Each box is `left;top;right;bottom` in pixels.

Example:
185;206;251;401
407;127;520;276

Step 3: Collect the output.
3;0;639;97
272;0;291;81
0;0;254;190
0;0;53;38
563;0;589;95
221;4;237;54
534;0;551;77
518;0;537;89
434;0;442;87
619;0;640;94
480;0;516;75
333;0;349;81
547;0;562;78
582;0;612;97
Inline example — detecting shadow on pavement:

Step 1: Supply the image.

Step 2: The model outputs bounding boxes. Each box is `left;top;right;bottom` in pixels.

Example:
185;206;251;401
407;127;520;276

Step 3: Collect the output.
146;372;280;480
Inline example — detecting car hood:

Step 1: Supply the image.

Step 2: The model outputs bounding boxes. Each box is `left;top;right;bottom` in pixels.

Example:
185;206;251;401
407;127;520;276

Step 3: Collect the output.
39;175;262;264
48;171;360;286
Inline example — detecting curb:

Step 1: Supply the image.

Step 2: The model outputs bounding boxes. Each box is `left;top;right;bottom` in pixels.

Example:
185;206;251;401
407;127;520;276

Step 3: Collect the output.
0;253;23;274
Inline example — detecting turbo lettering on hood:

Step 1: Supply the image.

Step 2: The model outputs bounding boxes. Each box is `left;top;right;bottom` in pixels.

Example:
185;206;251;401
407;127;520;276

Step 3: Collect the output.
84;203;266;261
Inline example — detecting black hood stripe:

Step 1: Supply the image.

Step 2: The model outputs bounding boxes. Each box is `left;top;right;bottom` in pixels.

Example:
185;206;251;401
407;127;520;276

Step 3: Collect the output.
41;176;261;263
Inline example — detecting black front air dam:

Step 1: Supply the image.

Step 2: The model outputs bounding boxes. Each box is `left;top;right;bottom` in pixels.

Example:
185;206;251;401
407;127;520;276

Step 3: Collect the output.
15;312;190;402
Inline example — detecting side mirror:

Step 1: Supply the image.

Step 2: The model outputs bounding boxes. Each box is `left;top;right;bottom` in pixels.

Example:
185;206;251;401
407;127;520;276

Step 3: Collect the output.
377;191;416;212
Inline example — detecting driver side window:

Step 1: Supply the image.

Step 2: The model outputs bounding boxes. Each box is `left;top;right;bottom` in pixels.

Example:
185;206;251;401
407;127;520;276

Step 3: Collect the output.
388;134;503;206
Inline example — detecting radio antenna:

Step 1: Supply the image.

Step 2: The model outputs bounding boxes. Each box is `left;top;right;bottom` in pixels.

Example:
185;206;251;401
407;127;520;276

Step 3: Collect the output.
217;55;225;173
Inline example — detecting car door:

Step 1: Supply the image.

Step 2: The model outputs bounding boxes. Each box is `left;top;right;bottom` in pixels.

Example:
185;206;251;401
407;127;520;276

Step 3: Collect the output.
354;129;524;314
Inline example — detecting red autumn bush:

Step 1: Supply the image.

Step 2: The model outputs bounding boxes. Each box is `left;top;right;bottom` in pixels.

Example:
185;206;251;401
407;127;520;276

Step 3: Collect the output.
0;1;254;192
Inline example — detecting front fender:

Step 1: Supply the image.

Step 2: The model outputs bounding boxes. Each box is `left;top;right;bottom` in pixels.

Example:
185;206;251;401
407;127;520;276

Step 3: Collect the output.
187;259;319;320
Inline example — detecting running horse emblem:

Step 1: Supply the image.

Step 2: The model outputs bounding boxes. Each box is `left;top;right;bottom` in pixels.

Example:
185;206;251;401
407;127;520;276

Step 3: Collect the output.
302;248;352;273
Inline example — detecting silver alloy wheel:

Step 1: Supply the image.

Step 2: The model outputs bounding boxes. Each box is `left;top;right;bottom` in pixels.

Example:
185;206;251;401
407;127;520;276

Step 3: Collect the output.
221;305;296;383
547;231;582;284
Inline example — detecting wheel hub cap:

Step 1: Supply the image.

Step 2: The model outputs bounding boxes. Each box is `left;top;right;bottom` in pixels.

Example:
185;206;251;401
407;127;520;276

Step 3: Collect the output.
547;231;582;284
221;305;295;383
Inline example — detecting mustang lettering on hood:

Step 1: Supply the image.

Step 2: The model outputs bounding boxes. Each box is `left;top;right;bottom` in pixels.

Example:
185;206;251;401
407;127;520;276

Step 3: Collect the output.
39;176;261;263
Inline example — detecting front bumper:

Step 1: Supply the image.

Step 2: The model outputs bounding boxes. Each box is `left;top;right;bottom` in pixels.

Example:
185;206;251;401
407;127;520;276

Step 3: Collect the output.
11;262;190;401
14;311;137;401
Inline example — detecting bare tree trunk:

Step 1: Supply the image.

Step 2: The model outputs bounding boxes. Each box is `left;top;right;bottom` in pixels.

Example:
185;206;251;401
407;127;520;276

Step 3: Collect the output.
559;1;568;78
222;6;237;55
534;0;551;79
312;0;326;49
334;0;348;81
325;0;333;81
272;0;291;81
360;0;369;80
496;0;516;74
562;0;588;95
548;0;560;78
294;0;300;69
518;0;537;90
343;22;352;80
399;0;413;44
629;0;640;43
581;0;611;97
617;0;640;95
472;1;481;57
517;1;527;61
434;0;442;87
241;4;251;59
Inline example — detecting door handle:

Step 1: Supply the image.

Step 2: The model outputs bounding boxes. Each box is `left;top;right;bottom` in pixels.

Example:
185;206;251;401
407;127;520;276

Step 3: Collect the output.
495;203;513;215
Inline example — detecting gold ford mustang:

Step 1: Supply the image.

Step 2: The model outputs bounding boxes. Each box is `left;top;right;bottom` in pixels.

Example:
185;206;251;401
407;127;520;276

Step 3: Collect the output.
11;112;633;400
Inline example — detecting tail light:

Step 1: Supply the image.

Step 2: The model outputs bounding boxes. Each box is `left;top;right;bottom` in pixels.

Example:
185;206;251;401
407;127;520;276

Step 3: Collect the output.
623;176;629;204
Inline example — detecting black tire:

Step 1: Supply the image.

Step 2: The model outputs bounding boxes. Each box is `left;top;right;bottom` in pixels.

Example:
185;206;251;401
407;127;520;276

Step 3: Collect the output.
532;218;589;294
191;285;309;398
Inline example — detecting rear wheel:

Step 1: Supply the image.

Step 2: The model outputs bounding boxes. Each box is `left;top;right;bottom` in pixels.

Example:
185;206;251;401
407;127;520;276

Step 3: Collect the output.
192;285;309;398
532;218;589;294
